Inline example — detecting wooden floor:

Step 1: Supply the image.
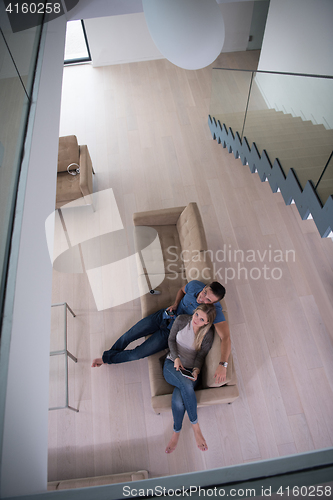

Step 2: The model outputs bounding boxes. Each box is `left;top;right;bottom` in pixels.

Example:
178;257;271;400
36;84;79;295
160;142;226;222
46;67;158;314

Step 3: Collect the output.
48;51;333;483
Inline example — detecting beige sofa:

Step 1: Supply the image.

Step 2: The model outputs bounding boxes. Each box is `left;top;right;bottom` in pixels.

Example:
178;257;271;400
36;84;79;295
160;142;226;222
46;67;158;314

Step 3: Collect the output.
56;135;94;209
133;203;239;414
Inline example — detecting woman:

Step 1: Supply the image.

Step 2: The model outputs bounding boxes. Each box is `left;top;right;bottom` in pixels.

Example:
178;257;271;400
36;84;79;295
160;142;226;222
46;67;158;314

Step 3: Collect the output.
163;303;216;453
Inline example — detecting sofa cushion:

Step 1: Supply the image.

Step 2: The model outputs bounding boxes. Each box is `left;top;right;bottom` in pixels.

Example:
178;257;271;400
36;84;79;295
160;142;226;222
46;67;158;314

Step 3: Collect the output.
148;349;174;397
201;332;236;388
184;252;214;284
133;206;186;226
58;135;79;173
176;202;207;256
135;224;183;276
138;272;187;317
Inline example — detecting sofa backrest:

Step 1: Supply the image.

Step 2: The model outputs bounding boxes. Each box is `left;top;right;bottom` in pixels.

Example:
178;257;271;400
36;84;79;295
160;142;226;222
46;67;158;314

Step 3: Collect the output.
58;135;79;173
176;203;234;388
177;202;214;284
200;297;236;388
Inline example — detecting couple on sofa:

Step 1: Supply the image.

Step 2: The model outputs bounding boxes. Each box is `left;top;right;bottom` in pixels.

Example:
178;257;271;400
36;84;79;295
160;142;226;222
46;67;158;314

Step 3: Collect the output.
92;280;231;453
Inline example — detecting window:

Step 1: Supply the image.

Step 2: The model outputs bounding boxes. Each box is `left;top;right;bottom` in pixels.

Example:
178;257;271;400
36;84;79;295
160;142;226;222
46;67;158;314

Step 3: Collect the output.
64;20;91;64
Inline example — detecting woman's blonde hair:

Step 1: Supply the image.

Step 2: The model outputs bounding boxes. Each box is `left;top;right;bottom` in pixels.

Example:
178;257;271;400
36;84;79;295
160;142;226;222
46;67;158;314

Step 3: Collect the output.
192;303;216;350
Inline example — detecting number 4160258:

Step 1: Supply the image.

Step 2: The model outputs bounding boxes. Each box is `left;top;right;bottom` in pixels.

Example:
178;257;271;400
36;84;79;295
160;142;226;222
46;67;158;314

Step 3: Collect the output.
276;485;331;496
5;3;61;14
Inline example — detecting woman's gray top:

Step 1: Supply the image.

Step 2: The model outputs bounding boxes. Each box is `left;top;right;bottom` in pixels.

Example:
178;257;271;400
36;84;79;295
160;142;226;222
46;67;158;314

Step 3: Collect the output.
168;314;214;371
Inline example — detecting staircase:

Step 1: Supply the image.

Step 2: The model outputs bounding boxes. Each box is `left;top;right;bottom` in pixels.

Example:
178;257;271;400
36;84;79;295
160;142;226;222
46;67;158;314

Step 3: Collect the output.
208;109;333;238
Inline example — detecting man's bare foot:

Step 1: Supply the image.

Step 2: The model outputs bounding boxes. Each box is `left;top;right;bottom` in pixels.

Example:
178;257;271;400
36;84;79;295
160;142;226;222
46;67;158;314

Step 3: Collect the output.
91;357;103;367
192;423;208;451
165;432;180;454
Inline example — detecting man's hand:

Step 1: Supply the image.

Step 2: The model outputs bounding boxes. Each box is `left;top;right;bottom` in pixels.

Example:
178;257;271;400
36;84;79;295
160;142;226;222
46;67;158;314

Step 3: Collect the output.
214;321;231;385
214;364;227;384
167;285;185;314
166;304;177;314
174;357;184;371
91;357;103;367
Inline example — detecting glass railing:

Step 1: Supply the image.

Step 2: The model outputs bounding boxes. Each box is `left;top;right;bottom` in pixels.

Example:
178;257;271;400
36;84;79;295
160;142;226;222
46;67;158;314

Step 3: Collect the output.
209;67;333;207
210;68;254;137
0;5;44;323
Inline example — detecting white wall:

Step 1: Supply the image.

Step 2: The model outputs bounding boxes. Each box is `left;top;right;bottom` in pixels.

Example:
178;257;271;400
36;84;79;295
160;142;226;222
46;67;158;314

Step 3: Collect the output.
84;2;254;68
256;0;333;128
0;16;66;498
85;13;163;67
219;1;254;53
258;0;333;75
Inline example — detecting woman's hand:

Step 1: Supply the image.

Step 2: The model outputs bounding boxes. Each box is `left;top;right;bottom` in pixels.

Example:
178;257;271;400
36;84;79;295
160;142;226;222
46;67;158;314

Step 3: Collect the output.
192;368;200;381
174;357;184;371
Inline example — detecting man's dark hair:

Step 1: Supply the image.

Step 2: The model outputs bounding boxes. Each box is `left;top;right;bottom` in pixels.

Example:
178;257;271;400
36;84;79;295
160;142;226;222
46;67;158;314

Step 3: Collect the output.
208;281;226;301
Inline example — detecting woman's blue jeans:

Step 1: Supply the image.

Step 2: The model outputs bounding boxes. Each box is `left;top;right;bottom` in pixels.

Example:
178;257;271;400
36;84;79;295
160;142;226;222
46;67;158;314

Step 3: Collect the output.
163;358;199;432
102;308;170;364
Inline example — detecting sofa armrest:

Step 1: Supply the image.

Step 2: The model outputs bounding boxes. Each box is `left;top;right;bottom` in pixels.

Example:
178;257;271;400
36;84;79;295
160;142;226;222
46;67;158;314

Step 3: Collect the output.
79;145;93;198
150;385;239;414
133;206;186;226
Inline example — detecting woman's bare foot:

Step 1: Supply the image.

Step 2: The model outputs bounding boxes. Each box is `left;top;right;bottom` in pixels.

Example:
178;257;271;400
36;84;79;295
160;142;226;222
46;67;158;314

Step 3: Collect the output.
192;423;208;451
165;432;180;454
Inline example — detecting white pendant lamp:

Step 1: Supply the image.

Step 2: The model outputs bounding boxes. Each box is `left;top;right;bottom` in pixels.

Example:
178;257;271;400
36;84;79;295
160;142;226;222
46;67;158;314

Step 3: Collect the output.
142;0;225;70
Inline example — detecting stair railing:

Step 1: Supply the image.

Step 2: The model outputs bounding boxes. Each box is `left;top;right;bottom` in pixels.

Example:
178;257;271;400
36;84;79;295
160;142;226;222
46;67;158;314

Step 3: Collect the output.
209;67;333;237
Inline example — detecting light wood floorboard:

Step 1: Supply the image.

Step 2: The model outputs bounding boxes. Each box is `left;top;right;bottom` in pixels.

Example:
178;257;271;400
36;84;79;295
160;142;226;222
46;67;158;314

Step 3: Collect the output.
48;51;333;483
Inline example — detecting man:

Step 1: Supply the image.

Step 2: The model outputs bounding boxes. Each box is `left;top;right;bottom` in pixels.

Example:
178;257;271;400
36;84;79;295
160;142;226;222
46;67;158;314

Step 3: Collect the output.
92;280;231;384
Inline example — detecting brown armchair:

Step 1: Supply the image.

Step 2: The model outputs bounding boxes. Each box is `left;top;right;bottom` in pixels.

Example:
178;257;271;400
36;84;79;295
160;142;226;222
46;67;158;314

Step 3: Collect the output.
56;135;94;209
